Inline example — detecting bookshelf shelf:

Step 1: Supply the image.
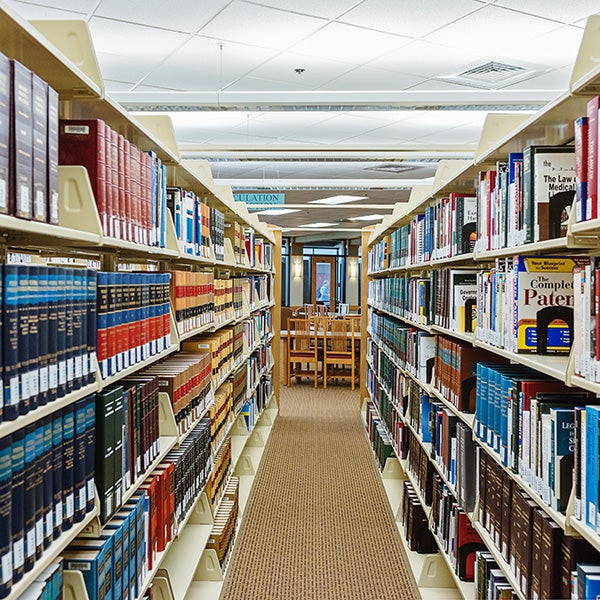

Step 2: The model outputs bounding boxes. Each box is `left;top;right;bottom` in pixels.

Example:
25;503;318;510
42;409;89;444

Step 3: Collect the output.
568;374;600;395
0;7;102;97
473;237;572;261
98;343;180;391
5;508;98;600
472;522;527;600
100;236;180;260
429;252;476;267
472;340;569;382
475;438;569;531
0;382;99;441
568;518;600;553
178;321;215;342
429;325;474;345
427;387;475;429
430;528;476;600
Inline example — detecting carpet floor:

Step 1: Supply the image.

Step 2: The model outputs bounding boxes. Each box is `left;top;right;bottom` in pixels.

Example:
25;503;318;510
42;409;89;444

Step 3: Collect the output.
220;382;421;600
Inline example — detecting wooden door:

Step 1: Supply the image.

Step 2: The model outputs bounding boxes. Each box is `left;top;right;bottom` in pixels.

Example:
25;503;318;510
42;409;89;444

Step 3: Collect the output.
311;256;336;312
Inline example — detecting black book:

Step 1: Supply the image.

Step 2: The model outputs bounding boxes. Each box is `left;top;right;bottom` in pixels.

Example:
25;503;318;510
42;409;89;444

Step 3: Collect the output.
65;268;75;394
62;404;75;530
17;267;30;416
96;389;115;524
27;267;40;412
47;267;58;402
41;416;53;549
51;412;62;539
47;86;59;225
33;421;44;560
23;423;36;572
113;387;124;511
56;268;67;398
74;398;87;523
31;73;47;224
10;429;24;583
0;434;11;598
37;267;49;406
456;421;477;513
86;270;97;387
0;52;9;218
84;395;95;513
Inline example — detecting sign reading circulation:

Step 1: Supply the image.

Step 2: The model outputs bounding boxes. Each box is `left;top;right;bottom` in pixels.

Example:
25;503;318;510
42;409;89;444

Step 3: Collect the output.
234;193;285;206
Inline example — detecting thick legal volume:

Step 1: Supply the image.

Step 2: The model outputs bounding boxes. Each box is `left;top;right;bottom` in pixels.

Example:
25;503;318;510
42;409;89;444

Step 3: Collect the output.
10;60;33;219
0;435;11;598
10;430;24;583
0;52;10;216
61;405;75;530
31;73;48;223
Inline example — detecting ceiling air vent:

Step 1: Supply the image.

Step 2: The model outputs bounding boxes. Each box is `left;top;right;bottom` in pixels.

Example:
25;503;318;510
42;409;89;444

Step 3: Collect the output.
438;61;546;90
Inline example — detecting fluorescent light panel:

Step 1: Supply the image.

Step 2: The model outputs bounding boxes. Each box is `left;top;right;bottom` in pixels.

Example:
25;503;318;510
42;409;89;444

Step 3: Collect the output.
309;194;368;205
299;222;338;228
349;214;388;221
255;208;301;215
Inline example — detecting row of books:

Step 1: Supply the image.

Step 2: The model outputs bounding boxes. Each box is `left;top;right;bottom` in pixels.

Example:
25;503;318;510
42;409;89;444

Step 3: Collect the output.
206;437;231;510
431;268;477;333
241;374;273;432
166;187;223;260
243;308;272;351
209;382;233;454
573;259;600;382
0;55;59;225
247;345;273;394
231;364;248;415
368;276;431;326
206;477;239;566
364;401;396;471
137;352;212;437
97;272;172;380
2;266;97;422
477;451;600;600
367;194;477;272
430;472;486;582
214;278;234;325
475;255;585;355
474;551;519;599
64;493;146;600
402;480;437;554
0;397;95;597
170;270;214;335
182;328;238;387
60;119;168;247
475;146;575;252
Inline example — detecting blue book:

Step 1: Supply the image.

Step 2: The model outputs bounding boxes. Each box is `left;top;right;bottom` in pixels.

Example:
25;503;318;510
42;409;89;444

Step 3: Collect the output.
38;267;49;407
56;268;67;398
17;267;31;416
74;398;88;523
34;421;44;560
147;151;157;247
72;270;84;391
47;268;59;401
41;416;53;549
51;413;63;539
63;546;104;600
0;435;11;597
62;405;75;530
85;395;96;513
64;268;75;394
577;564;600;600
586;406;600;530
27;267;40;411
86;269;97;386
11;430;24;582
159;164;167;248
23;424;36;572
102;521;124;600
3;265;19;420
421;395;432;443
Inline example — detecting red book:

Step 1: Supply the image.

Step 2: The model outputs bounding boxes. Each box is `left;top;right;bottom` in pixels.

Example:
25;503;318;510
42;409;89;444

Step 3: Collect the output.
59;118;108;232
123;138;132;241
586;96;599;220
455;509;485;581
109;127;119;238
117;133;125;240
575;116;589;221
130;146;140;244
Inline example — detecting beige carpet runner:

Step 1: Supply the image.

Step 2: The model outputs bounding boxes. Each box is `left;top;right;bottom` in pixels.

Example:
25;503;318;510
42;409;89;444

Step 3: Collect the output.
220;383;420;600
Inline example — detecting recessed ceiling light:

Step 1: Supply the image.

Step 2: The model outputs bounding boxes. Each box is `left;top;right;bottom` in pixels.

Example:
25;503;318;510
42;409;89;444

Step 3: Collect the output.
255;208;301;215
348;214;388;221
299;222;338;228
308;195;368;205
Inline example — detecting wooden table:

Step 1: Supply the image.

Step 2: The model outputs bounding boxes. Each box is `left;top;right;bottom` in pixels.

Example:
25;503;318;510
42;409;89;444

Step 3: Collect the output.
281;328;361;386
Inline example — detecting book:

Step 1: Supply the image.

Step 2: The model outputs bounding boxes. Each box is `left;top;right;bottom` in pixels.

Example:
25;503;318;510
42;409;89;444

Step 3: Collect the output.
587;96;600;221
513;255;589;354
0;435;11;597
31;73;47;223
575;116;589;222
0;52;9;217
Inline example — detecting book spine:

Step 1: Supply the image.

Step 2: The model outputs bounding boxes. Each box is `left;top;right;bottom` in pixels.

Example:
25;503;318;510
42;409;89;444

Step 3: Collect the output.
575;116;589;222
65;269;75;394
62;404;75;530
47;268;58;402
587;96;599;221
23;424;36;572
41;416;52;550
38;267;49;406
17;267;30;416
85;395;95;514
51;412;62;540
3;266;19;420
0;435;12;597
11;430;24;583
56;268;67;398
33;421;43;560
74;398;87;523
46;87;59;225
27;267;39;412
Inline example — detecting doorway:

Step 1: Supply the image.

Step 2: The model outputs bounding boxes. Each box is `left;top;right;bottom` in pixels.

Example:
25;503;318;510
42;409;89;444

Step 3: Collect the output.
311;256;336;312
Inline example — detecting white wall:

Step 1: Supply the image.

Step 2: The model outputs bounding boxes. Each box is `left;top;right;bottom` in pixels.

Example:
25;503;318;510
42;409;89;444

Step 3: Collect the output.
346;257;359;305
290;256;304;306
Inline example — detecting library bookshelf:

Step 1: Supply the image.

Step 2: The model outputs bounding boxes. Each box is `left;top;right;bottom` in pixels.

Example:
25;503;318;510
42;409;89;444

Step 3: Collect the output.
0;4;281;599
362;14;600;600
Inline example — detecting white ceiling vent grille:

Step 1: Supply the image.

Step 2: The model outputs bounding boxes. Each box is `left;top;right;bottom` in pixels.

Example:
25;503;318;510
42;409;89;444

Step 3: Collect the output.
439;61;546;90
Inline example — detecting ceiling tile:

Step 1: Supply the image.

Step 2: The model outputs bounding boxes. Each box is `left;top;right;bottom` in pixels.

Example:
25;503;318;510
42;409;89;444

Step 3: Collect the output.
502;65;571;90
241;0;365;19
141;35;276;91
94;0;232;34
197;0;327;50
323;65;425;90
415;122;482;145
493;0;599;25
96;51;168;86
423;4;563;52
6;0;89;18
227;112;339;138
368;39;487;80
289;21;411;64
104;80;135;92
168;111;260;144
89;16;187;62
338;0;483;37
238;51;355;89
197;132;280;146
222;75;315;92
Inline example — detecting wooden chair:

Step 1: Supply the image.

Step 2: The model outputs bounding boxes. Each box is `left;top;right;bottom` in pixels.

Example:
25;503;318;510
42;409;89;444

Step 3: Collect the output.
316;303;328;315
287;318;320;387
338;303;349;315
323;317;356;389
303;303;315;316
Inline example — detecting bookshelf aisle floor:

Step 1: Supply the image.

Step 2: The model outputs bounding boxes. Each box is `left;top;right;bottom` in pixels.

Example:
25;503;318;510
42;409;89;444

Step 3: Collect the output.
219;383;420;600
